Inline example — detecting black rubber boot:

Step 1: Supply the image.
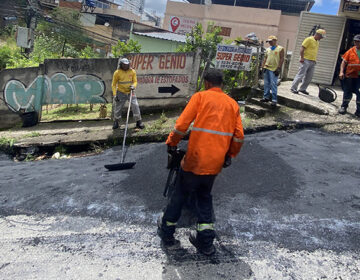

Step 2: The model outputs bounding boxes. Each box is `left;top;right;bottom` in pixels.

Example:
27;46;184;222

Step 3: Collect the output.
189;232;216;256
157;216;180;247
338;107;347;115
112;121;119;129
136;120;145;129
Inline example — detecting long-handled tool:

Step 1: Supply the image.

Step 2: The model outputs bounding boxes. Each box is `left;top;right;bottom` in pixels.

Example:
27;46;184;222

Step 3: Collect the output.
105;90;136;171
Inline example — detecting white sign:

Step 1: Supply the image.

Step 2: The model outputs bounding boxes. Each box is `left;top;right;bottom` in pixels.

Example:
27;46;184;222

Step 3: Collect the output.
168;16;198;35
215;44;255;71
16;27;31;49
126;52;200;98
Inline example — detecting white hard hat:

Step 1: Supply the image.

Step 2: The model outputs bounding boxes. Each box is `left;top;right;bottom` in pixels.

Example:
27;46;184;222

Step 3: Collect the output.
119;58;130;65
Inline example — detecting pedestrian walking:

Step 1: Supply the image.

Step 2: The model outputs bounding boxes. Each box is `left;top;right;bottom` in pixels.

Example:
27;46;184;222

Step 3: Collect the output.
338;34;360;117
260;35;284;107
111;58;145;130
157;69;244;256
290;29;326;95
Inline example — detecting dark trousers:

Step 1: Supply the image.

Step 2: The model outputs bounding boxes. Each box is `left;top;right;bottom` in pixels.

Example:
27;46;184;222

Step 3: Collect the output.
161;168;217;247
341;77;360;112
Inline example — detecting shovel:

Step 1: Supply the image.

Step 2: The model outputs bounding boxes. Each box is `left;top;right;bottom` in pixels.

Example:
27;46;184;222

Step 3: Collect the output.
104;90;136;171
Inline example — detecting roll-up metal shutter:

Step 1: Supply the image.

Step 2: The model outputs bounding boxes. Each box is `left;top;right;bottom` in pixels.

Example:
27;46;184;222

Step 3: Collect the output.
288;12;346;85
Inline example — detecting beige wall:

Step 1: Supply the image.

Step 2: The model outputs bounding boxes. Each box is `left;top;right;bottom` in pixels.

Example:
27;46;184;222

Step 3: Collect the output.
163;1;300;52
277;15;300;52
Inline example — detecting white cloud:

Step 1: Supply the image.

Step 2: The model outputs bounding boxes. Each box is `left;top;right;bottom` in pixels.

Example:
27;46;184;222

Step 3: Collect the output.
314;0;323;6
145;0;184;16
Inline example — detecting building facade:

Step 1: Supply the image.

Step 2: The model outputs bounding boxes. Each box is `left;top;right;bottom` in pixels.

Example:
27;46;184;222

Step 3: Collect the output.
163;1;309;52
117;0;145;15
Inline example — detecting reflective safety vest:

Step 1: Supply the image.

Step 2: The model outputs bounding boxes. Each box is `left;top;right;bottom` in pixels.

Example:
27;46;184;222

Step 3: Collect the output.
342;46;360;78
264;45;283;72
112;68;137;95
166;87;244;175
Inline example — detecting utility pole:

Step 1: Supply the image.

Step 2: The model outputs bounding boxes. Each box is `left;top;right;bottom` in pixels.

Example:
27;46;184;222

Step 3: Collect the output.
25;0;38;54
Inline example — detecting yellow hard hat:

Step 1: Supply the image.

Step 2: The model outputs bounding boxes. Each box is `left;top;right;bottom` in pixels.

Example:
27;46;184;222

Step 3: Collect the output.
316;29;326;38
266;35;277;42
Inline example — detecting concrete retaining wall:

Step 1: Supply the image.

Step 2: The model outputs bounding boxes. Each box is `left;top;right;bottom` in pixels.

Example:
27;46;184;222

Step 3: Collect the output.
0;53;200;129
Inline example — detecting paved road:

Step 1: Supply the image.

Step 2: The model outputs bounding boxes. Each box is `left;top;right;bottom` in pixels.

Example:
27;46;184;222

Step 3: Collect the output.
0;129;359;279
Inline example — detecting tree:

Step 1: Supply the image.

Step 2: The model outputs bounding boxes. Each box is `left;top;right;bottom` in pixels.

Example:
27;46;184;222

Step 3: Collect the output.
111;39;141;57
36;7;89;57
0;46;13;70
177;22;222;68
79;46;100;59
177;22;222;90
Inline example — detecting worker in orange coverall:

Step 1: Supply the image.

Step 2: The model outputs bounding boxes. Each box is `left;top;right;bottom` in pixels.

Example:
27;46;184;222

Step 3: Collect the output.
158;69;244;256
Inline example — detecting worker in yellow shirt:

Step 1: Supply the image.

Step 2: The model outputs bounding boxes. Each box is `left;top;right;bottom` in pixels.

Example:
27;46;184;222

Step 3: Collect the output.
290;29;326;95
260;35;284;107
111;58;145;129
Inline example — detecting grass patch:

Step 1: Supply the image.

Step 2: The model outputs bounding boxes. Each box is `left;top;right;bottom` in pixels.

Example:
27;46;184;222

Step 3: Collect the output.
241;116;253;128
54;145;68;155
24;132;41;138
41;104;112;122
138;112;174;135
0;136;16;153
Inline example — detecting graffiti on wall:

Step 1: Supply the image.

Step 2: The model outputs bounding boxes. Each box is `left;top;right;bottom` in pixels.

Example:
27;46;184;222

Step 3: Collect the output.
4;73;106;113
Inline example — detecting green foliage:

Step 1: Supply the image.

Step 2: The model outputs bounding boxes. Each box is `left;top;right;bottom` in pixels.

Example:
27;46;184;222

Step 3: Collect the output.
54;144;67;155
140;112;169;134
6;48;38;69
223;38;234;45
41;104;112;122
0;136;16;154
80;46;100;59
0;46;13;70
0;25;17;38
24;132;41;138
25;154;36;162
177;22;222;66
37;8;87;53
0;136;15;147
223;69;243;91
223;37;243;45
112;39;141;57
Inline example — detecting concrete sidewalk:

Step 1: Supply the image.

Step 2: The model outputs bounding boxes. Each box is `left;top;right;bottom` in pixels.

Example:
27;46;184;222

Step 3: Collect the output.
1;81;360;152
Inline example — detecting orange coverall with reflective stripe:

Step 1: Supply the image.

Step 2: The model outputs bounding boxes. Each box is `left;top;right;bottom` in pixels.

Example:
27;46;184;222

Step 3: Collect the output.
166;87;244;175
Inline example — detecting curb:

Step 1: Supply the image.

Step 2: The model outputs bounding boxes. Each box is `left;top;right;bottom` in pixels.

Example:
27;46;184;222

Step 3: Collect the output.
0;121;336;158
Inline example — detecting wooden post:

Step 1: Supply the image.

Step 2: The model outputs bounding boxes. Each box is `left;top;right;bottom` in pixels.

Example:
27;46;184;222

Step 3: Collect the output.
254;46;260;88
282;39;289;80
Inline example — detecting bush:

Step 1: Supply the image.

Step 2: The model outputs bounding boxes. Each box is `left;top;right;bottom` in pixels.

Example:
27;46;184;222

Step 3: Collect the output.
0;46;13;70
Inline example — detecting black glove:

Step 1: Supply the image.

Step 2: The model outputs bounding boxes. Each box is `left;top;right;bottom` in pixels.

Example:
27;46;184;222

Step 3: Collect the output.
223;155;232;168
114;95;119;102
274;69;280;77
167;145;177;155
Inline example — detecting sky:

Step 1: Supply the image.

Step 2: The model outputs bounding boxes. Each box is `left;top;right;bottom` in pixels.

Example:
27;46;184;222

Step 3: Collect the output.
310;0;340;15
144;0;180;16
144;0;340;16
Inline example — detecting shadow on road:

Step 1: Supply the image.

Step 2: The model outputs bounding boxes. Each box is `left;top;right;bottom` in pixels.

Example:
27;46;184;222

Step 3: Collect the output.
160;238;253;280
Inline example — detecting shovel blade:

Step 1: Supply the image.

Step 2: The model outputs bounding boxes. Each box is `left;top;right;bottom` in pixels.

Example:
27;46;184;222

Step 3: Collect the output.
104;162;136;171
